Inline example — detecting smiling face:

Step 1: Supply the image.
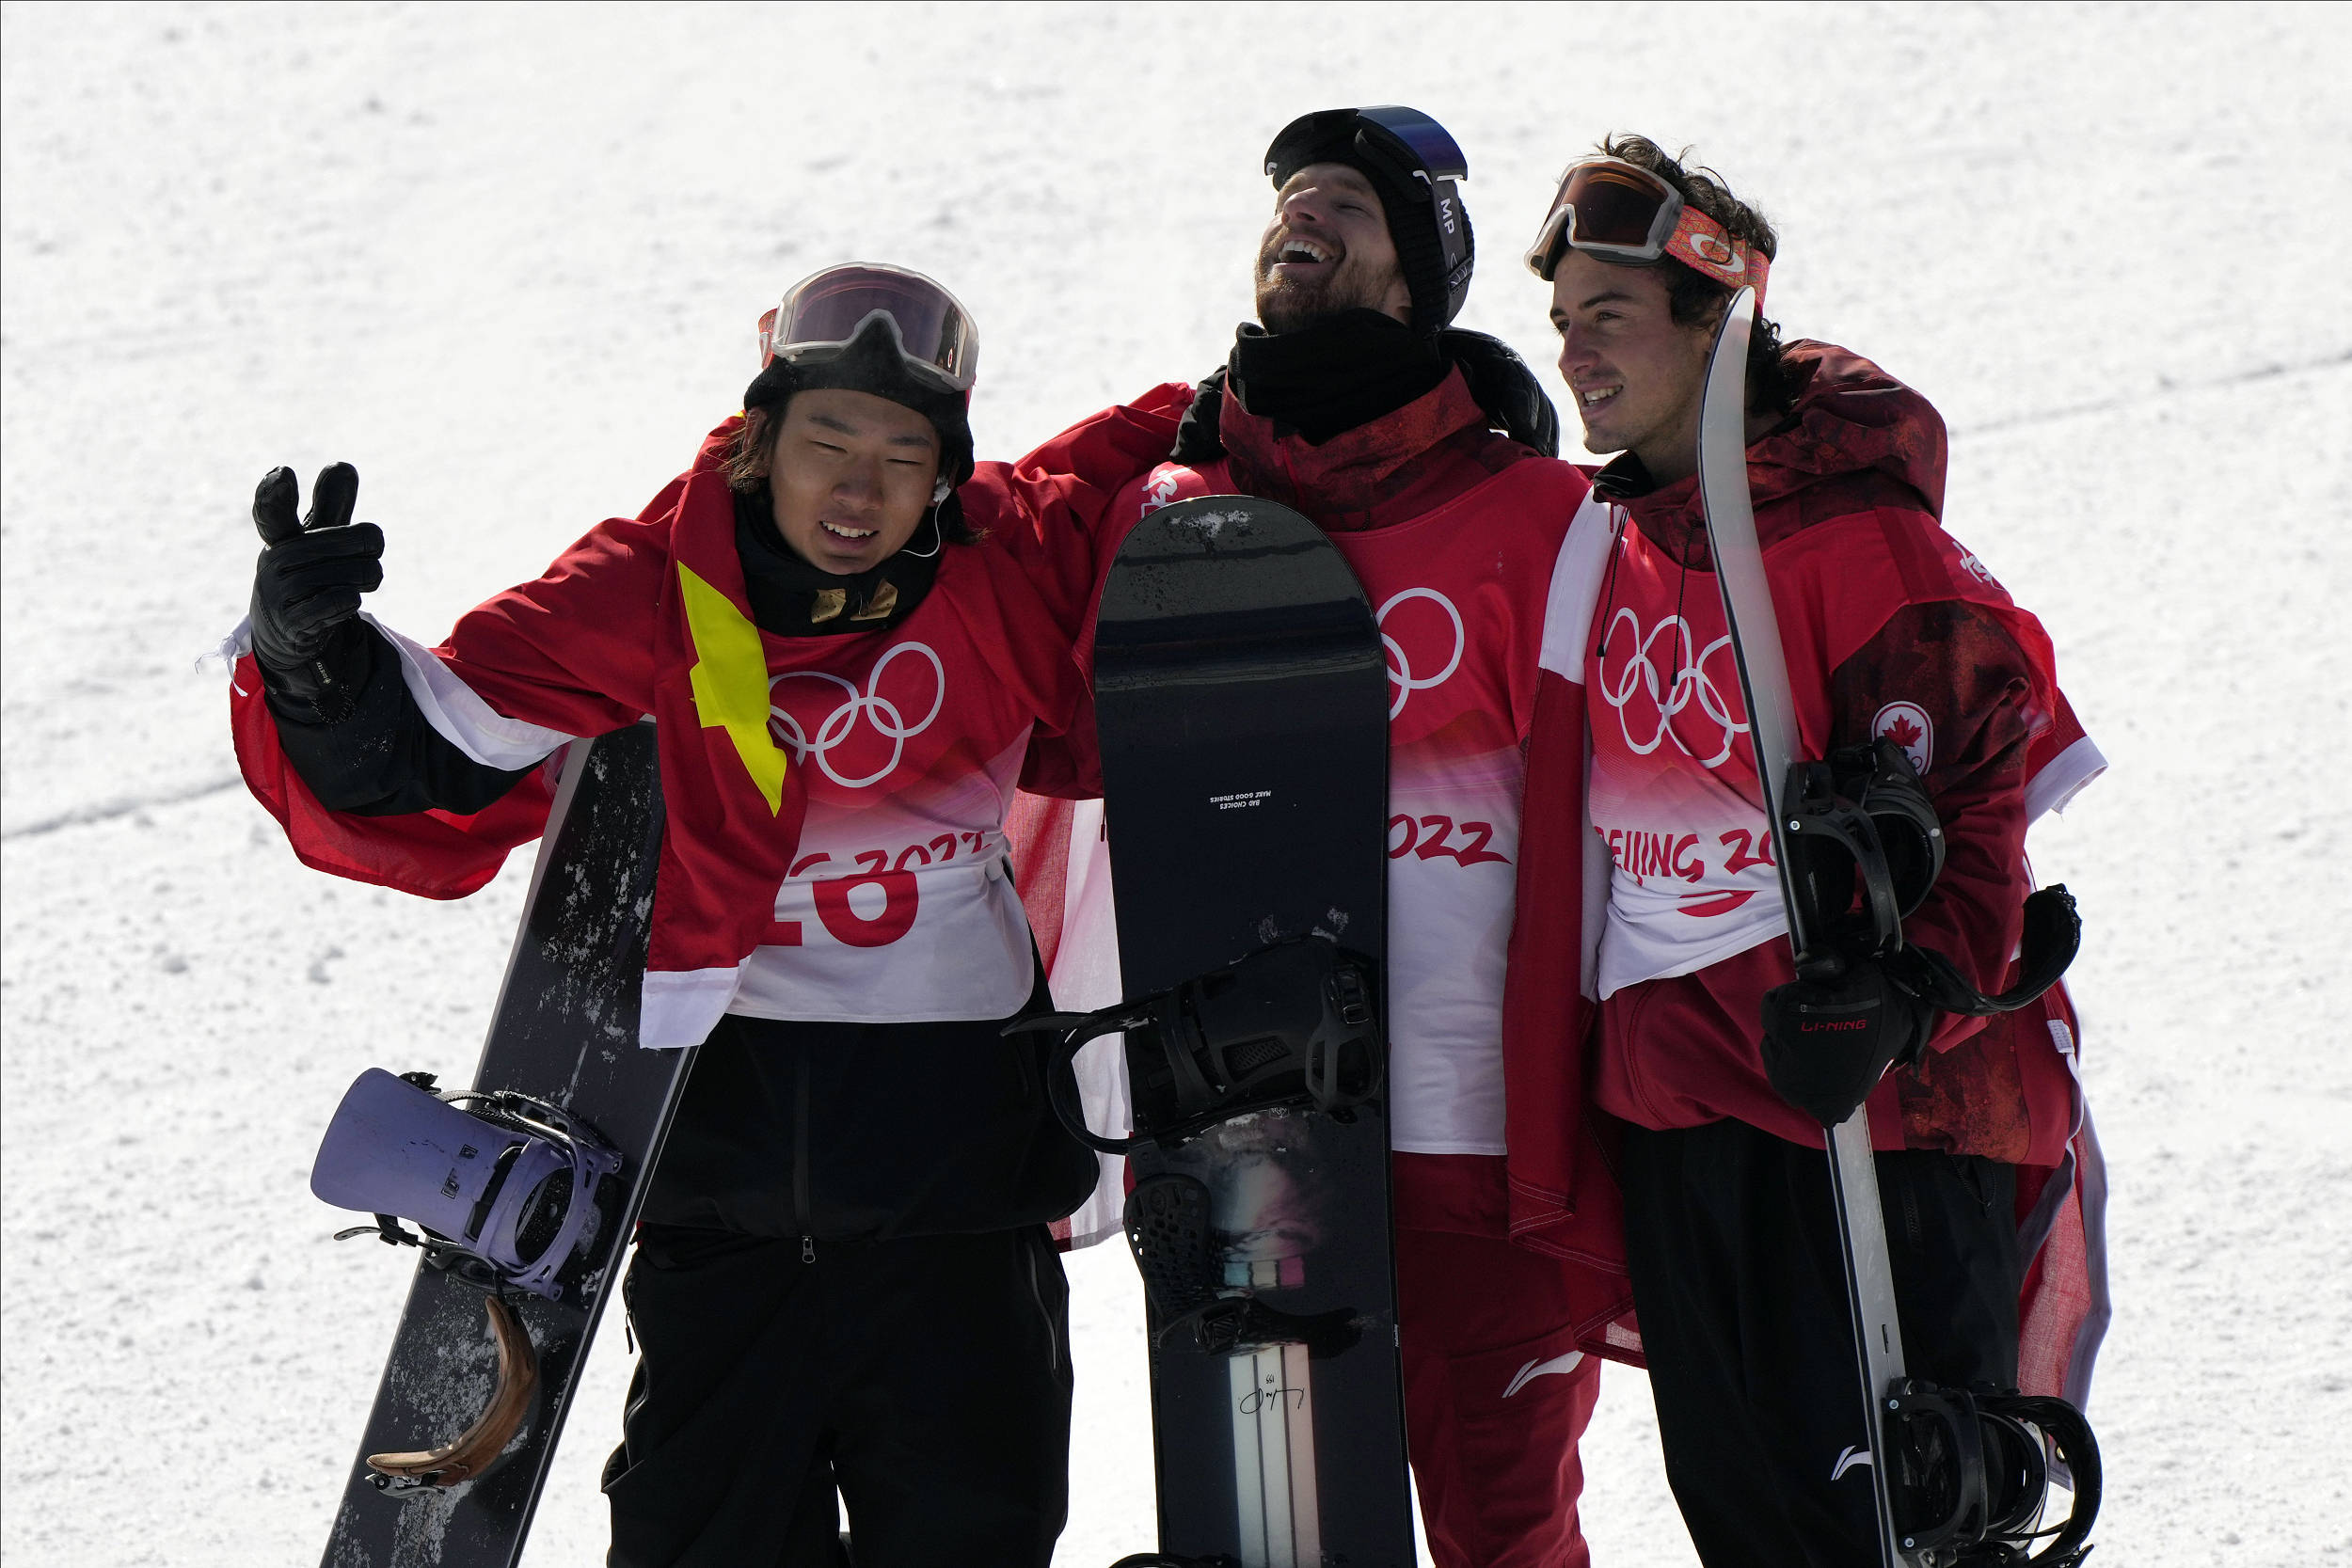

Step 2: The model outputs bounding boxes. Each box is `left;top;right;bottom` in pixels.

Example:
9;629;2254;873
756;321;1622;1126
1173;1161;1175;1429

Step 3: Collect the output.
764;388;944;575
1255;162;1413;333
1548;249;1720;483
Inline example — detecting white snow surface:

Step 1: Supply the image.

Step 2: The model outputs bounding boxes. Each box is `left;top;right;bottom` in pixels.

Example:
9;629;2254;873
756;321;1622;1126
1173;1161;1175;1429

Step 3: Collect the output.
5;3;2349;1563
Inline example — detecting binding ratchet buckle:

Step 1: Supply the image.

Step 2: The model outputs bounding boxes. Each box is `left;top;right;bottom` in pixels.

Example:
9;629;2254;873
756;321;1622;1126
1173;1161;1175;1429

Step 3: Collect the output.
1007;936;1383;1154
1780;738;2080;1013
1885;1380;2102;1565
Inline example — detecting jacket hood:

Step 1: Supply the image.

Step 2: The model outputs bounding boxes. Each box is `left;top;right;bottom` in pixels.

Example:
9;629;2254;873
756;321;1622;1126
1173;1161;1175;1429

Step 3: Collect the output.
1600;341;1949;562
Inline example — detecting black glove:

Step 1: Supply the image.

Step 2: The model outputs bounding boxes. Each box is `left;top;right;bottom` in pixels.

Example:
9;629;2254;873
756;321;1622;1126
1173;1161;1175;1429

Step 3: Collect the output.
1760;958;1935;1128
1438;327;1561;457
248;463;383;723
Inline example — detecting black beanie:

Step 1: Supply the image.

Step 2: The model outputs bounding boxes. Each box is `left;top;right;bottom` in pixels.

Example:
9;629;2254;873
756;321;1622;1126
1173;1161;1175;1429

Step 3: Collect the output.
1264;110;1474;336
740;320;976;488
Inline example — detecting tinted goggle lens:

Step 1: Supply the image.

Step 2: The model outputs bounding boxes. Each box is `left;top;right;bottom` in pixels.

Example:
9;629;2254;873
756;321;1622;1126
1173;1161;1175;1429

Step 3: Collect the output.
762;265;977;391
1557;163;1678;248
1525;159;1681;278
1353;103;1470;182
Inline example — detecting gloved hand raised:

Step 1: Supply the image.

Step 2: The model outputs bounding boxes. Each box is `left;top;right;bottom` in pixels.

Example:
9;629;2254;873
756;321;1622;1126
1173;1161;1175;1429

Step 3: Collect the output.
1760;958;1935;1128
248;463;382;721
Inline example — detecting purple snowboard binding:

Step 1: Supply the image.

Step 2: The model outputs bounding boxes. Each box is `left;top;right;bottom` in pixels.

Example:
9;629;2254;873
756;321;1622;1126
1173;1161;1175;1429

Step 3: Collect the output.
312;1067;622;1303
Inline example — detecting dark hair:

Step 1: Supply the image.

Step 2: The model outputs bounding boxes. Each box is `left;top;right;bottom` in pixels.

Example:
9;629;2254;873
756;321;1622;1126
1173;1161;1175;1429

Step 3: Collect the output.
721;406;777;493
1597;134;1806;419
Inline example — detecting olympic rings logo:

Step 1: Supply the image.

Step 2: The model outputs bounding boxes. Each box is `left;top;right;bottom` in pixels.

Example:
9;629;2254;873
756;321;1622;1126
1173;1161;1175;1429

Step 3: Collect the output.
1595;609;1747;768
1377;587;1464;720
767;641;946;789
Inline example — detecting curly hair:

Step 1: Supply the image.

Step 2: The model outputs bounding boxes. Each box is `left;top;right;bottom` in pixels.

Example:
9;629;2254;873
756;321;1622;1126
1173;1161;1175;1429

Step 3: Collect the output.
1597;134;1806;419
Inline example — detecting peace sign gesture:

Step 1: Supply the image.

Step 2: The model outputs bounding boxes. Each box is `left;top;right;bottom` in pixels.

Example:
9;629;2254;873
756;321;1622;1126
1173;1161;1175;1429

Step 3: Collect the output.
246;463;383;721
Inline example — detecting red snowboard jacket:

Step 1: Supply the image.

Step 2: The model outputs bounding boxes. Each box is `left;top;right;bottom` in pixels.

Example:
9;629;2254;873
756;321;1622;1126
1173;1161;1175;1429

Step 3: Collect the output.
1007;369;1643;1356
1580;343;2095;1166
225;409;1178;1047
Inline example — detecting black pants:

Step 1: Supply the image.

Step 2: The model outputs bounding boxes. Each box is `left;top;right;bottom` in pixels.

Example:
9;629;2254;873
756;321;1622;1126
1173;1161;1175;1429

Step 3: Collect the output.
602;1224;1073;1568
1620;1119;2021;1568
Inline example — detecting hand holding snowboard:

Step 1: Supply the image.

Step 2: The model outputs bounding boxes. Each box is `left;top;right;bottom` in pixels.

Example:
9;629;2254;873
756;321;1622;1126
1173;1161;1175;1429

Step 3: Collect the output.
248;462;382;721
1760;958;1933;1128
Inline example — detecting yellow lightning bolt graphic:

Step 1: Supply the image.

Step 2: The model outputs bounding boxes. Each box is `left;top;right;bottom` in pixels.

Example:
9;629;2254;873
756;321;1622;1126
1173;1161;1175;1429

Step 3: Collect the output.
677;563;789;815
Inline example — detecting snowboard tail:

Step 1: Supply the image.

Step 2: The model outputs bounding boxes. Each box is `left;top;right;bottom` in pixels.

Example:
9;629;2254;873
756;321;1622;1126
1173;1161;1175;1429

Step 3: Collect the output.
319;723;692;1568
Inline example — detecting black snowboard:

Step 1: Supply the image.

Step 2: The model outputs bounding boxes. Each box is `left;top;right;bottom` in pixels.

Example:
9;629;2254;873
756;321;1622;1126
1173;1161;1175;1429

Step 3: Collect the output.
1094;497;1412;1566
319;722;691;1568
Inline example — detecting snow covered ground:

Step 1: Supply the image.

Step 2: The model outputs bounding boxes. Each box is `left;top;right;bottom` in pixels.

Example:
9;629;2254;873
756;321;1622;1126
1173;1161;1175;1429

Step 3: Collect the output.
5;2;2348;1562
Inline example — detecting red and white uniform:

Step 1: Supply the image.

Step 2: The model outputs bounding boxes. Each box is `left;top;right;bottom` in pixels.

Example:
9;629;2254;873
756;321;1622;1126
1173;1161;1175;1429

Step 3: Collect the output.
1113;454;1582;1156
223;407;1180;1046
1578;345;2104;1168
1552;343;2111;1421
727;625;1039;1025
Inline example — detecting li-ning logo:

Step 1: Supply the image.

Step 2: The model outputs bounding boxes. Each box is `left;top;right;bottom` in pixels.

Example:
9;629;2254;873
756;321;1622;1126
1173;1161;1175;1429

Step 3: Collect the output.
1832;1445;1873;1481
767;642;946;789
1803;1018;1870;1033
1596;608;1749;768
1501;1350;1585;1399
1377;587;1464;720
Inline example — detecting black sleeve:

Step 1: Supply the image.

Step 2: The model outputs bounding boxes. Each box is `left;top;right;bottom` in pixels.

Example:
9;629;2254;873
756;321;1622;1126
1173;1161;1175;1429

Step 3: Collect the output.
265;626;544;816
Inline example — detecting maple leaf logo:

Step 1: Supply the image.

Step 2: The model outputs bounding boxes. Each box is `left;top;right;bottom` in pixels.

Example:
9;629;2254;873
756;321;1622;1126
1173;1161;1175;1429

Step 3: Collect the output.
1872;702;1934;771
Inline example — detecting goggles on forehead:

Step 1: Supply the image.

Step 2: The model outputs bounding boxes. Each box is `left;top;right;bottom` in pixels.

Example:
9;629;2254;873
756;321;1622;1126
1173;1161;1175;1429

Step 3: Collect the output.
1523;158;1769;308
756;263;978;393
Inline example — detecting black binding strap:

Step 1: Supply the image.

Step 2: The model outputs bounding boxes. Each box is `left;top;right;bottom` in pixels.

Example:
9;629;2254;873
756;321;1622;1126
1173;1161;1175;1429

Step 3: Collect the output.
1886;886;2081;1018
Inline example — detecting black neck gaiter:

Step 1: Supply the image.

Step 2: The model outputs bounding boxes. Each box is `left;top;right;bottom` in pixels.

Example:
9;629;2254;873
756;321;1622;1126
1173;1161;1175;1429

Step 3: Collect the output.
733;486;941;637
1227;309;1448;445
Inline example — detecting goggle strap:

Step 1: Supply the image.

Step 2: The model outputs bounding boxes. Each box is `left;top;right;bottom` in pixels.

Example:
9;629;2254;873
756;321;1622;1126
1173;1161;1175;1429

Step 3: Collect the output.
1662;205;1769;305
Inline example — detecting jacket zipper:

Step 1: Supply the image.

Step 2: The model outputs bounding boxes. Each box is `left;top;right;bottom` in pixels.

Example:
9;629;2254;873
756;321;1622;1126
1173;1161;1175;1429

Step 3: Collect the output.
1023;1230;1063;1376
794;1051;815;1263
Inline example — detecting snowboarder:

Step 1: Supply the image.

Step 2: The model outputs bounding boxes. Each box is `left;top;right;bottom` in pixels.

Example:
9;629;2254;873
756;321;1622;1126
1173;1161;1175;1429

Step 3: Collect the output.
1522;135;2109;1564
1008;105;1633;1568
226;263;1171;1566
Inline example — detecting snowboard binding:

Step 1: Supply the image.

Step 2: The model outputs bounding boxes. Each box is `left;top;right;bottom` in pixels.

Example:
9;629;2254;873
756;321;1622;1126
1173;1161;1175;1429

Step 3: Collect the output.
310;1068;627;1496
1886;1379;2102;1565
1013;936;1383;1153
1780;738;2081;1017
1123;1173;1360;1360
311;1068;624;1303
1780;736;1947;971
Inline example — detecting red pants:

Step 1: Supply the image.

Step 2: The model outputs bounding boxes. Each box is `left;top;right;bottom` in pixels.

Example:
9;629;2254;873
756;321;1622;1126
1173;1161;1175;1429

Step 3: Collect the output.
1396;1225;1603;1568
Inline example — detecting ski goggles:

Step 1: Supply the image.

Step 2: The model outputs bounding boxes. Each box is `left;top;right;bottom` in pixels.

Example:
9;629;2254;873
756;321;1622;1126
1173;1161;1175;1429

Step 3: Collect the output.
1265;103;1470;195
756;263;978;393
1523;158;1769;307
